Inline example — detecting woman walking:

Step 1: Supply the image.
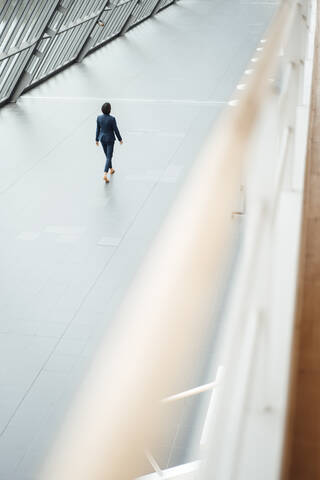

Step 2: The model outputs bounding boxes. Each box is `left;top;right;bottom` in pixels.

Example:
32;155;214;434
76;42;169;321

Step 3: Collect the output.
95;102;123;183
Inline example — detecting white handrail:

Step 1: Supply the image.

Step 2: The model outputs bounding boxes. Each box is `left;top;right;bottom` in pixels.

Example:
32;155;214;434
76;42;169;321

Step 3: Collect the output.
200;365;224;446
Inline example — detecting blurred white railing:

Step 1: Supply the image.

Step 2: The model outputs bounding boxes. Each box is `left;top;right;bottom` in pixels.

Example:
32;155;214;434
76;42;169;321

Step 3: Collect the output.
41;1;317;479
202;1;316;479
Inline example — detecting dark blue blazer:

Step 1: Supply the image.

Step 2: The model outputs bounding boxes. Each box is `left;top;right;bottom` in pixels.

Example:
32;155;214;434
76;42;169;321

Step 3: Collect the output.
96;114;122;143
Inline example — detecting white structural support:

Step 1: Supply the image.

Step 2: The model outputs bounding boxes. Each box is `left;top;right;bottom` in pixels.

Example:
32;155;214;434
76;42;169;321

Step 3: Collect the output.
162;381;218;404
145;450;164;477
204;1;317;479
200;366;224;447
137;461;200;480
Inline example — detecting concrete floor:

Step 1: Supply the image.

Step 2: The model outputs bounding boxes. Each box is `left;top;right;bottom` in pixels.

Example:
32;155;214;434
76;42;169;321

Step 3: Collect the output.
0;1;276;478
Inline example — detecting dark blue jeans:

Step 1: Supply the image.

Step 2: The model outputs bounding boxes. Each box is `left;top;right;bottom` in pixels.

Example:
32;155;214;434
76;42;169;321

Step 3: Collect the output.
101;140;114;173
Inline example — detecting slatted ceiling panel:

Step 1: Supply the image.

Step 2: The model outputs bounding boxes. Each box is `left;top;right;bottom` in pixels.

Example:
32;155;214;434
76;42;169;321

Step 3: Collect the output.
0;56;16;97
112;1;135;36
30;4;101;83
0;50;30;101
90;8;113;46
0;0;176;104
32;0;104;78
158;0;175;10
112;4;128;33
60;0;99;27
92;0;137;46
3;50;30;95
59;21;93;64
0;0;58;103
132;0;159;24
89;0;136;47
0;1;56;52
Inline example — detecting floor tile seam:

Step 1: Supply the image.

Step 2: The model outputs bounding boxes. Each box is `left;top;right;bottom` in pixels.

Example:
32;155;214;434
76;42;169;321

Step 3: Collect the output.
79;30;180;91
10;369;80;477
21;125;192;381
0;164;174;437
122;112;194;190
21;96;227;105
2;96;201;265
0;323;82;438
122;23;181;64
239;1;278;4
0;249;115;437
0;108;97;197
120;19;214;76
155;120;195;183
1;138;183;382
75;101;206;313
207;35;252;101
159;91;220;176
55;114;194;316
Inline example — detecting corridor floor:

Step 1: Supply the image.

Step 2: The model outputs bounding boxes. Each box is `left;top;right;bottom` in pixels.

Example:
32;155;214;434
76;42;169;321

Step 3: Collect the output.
0;1;276;478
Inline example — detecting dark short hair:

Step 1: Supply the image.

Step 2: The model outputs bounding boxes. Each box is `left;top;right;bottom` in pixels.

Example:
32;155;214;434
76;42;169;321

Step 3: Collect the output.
101;102;111;114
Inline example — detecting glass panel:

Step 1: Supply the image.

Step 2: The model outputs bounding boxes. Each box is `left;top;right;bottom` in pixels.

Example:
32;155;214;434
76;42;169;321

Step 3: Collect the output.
0;0;175;103
67;21;94;59
44;32;67;72
50;31;71;71
5;48;30;95
0;57;10;90
0;0;58;99
91;1;137;48
31;3;57;40
91;8;113;46
37;34;64;78
0;49;29;101
29;38;51;77
61;0;105;28
132;0;158;24
32;35;59;81
0;0;57;52
49;11;64;33
159;0;174;8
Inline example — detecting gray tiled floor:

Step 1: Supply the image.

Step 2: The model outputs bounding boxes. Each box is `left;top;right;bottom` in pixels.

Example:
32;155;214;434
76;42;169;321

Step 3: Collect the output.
0;1;276;478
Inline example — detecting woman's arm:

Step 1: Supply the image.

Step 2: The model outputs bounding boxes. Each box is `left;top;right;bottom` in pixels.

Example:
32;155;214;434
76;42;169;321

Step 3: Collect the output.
113;117;122;142
95;117;100;143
